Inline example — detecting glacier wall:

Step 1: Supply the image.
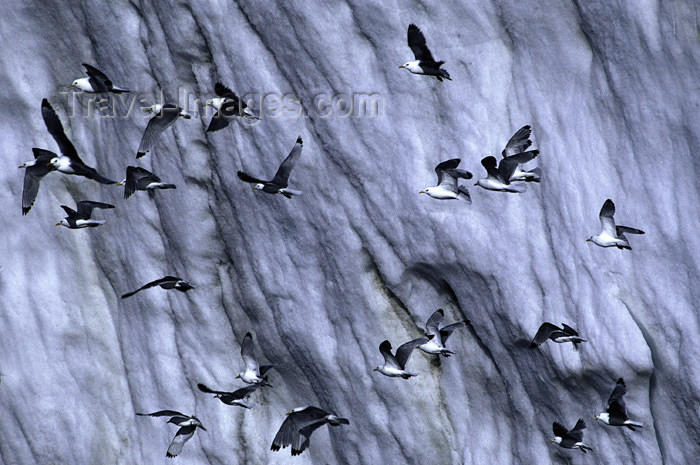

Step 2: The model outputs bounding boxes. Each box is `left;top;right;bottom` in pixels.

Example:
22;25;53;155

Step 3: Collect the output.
1;0;698;464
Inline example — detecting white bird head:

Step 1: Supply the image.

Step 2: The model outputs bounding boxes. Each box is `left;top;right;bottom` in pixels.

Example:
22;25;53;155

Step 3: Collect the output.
399;61;421;72
253;183;264;191
68;78;91;91
594;413;609;423
549;436;562;445
419;188;430;195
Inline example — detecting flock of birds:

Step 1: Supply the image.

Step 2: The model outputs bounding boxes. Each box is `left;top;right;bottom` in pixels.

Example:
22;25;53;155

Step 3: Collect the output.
16;21;649;460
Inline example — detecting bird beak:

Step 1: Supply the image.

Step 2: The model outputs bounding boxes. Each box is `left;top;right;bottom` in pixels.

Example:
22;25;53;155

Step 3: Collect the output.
286;412;292;416
593;416;598;420
585;238;591;242
18;165;24;169
235;375;240;379
548;440;554;444
67;84;75;88
116;181;124;186
399;65;405;69
55;222;61;226
419;190;425;194
373;368;378;372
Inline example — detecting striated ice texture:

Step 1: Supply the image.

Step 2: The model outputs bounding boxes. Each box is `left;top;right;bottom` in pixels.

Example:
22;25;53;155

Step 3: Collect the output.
0;0;698;464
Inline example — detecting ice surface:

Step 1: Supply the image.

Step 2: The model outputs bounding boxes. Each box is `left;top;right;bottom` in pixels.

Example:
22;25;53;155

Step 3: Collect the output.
1;0;698;464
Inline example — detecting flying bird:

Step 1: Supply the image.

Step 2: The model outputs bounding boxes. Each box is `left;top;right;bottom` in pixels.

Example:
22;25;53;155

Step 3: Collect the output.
594;378;644;430
56;200;114;229
19;148;57;215
237;332;274;385
418;309;469;357
530;322;587;348
205;82;258;132
119;166;176;199
271;406;349;456
197;382;263;409
475;156;527;193
400;24;451;81
121;276;194;299
237;136;303;198
587;199;644;249
419;159;472;202
68;63;129;93
549;419;592;453
137;104;192;158
136;410;206;458
374;336;430;378
41;99;117;184
500;125;541;182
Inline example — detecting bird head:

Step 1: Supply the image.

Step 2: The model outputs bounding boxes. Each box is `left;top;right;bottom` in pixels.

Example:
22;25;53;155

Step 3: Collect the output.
399;61;420;71
253;183;264;191
549;437;561;445
48;156;60;167
594;413;608;423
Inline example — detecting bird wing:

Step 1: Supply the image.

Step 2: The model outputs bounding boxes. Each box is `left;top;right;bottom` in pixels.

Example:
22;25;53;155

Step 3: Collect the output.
61;205;79;219
136;104;180;157
616;226;644;235
76;200;115;218
41;99;83;164
197;383;229;395
530;322;561;347
425;309;445;338
240;332;260;373
121;277;176;299
502;125;532;157
481;156;502;181
504;150;539;164
395;336;430;369
566;419;586;442
206;114;231;133
237;171;268;185
214;82;237;99
552;422;568;438
259;364;274;377
271;407;329;452
166;425;196;458
22;151;56;215
82;63;111;92
407;24;435;62
292;420;328;456
379;340;400;369
497;157;519;184
230;384;261;399
434;160;460;192
607;378;628;417
271;136;303;187
599;199;617;236
124;166;139;199
440;321;468;345
137;409;187;418
560;323;579;337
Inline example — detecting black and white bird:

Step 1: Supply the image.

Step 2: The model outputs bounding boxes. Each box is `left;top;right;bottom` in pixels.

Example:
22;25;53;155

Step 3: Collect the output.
530;322;587;348
587;199;644;249
400;24;451;81
418;309;468;357
500;125;541;182
205;82;258;132
374;336;430;379
237;136;303;198
594;378;644;430
419;159;472;202
19;148;57;215
41;99;117;184
118;166;176;199
56;200;114;229
121;276;194;299
271;406;349;456
236;332;274;385
136;104;192;158
68;63;129;93
136;410;206;458
550;419;592;453
197;382;263;409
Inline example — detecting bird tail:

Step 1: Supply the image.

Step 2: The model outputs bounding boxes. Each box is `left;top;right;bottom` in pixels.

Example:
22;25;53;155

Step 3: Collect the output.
626;421;643;430
329;417;350;426
87;220;106;227
401;372;418;379
579;444;593;453
111;87;130;93
159;184;177;190
281;188;302;198
525;167;541;182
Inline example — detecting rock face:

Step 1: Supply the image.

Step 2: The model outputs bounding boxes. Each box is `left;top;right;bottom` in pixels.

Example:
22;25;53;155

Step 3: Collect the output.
0;1;698;464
